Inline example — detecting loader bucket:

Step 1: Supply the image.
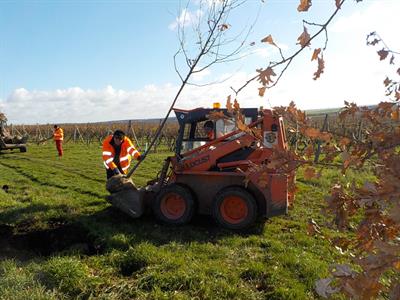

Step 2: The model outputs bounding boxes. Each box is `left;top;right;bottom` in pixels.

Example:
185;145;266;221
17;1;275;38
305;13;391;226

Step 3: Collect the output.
106;175;145;218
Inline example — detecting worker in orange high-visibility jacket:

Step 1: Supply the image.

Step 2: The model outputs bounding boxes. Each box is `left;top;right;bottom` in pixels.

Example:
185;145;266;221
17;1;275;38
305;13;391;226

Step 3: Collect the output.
53;125;64;157
102;130;141;179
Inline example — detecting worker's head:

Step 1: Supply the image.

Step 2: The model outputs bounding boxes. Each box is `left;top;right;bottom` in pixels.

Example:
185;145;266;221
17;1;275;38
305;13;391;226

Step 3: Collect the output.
54;125;58;129
203;120;214;133
113;130;125;145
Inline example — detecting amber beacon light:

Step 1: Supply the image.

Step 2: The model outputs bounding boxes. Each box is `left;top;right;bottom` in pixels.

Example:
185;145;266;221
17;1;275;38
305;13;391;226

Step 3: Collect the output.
213;102;221;109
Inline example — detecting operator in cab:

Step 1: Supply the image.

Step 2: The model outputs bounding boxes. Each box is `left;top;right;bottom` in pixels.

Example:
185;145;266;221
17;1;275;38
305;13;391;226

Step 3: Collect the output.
203;120;215;140
102;130;141;179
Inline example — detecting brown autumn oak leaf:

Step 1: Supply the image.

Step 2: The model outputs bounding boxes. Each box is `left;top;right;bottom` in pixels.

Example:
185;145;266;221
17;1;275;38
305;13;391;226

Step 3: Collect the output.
339;137;351;147
391;109;399;121
258;86;267;97
226;95;233;113
257;172;269;188
304;144;314;158
256;67;276;86
377;101;394;111
297;26;311;48
319;131;332;142
304;167;316;180
389;204;400;222
341;149;351;167
331;264;355;277
384;77;392;87
208;111;227;121
377;49;389;61
313;56;325;80
304;127;320;139
360;181;377;194
261;34;277;47
236;118;248;132
315;278;339;298
342;275;382;300
297;0;312;12
389;283;400;300
233;99;240;111
374;240;400;257
218;23;230;31
311;48;321;61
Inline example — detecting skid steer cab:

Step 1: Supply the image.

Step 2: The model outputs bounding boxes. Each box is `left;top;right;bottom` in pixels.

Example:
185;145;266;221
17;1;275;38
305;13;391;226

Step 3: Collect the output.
107;105;295;230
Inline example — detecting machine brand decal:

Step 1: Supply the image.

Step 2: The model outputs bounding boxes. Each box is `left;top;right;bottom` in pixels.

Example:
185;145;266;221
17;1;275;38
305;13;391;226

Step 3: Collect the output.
263;131;278;148
183;155;210;169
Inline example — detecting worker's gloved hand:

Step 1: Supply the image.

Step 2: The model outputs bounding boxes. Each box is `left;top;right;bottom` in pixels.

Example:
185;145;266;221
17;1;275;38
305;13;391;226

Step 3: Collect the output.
112;168;121;175
136;155;142;161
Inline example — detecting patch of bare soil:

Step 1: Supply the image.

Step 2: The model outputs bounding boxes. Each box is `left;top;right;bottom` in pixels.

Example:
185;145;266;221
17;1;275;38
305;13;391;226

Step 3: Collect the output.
0;221;103;260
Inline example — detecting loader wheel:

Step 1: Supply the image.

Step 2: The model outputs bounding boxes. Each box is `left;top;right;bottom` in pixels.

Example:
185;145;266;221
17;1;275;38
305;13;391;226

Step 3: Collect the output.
213;187;257;230
153;184;195;225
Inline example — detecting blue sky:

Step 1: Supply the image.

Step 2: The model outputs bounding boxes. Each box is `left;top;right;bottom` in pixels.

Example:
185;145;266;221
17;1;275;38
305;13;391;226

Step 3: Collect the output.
0;1;178;93
0;0;399;124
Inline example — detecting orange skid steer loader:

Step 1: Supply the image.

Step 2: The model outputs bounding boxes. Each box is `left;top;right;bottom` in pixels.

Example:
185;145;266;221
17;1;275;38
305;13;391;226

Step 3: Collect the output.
106;106;295;230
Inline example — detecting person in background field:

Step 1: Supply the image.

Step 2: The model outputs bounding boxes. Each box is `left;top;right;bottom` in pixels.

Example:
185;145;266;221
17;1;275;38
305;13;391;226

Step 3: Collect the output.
53;125;64;157
102;130;142;179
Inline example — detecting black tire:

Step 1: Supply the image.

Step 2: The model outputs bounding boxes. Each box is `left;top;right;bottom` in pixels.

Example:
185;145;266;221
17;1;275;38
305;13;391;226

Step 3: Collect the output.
19;146;27;153
213;187;257;230
153;184;195;225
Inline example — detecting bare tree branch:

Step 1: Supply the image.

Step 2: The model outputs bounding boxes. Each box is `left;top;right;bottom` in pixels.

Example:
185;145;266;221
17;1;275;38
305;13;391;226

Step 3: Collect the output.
173;0;260;86
232;0;346;96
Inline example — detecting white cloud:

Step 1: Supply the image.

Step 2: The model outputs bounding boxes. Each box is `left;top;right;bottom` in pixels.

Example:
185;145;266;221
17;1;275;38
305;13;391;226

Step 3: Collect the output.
1;85;174;124
193;0;227;8
168;0;226;31
168;9;203;31
0;74;272;124
191;68;211;82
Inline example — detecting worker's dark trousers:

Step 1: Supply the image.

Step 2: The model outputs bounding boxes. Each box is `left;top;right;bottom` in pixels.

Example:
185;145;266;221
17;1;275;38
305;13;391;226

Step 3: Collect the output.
55;140;63;157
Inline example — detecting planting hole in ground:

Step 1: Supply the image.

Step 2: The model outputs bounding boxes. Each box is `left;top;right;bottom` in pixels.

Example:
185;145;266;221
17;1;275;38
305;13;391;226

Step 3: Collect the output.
0;222;103;259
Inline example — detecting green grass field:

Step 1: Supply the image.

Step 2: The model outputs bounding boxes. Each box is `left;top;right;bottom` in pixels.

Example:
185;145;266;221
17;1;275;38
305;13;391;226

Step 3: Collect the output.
0;143;368;299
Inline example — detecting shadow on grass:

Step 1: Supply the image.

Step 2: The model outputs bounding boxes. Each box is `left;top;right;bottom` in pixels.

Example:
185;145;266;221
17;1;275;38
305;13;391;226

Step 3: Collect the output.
0;203;265;259
0;221;103;261
0;206;105;260
74;206;266;250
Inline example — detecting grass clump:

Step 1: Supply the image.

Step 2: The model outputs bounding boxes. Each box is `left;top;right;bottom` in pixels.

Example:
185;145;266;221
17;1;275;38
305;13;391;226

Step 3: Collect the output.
114;242;159;276
0;259;62;300
39;256;93;298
